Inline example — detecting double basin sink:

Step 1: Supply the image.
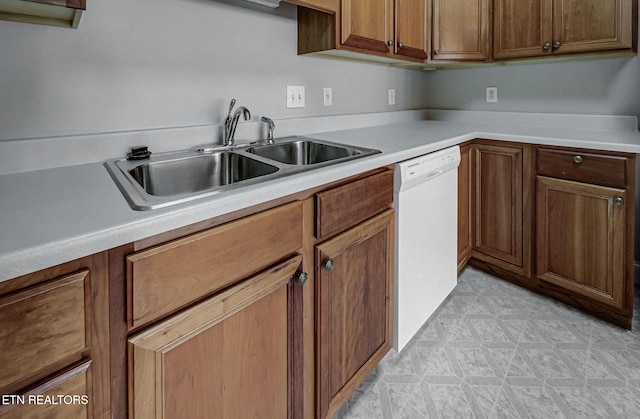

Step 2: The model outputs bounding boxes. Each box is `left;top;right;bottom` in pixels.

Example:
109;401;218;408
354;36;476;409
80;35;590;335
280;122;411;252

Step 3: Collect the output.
105;136;381;210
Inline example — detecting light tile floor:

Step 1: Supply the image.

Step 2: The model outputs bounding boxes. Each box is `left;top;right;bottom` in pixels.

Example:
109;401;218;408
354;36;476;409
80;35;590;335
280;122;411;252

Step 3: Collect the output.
334;267;640;419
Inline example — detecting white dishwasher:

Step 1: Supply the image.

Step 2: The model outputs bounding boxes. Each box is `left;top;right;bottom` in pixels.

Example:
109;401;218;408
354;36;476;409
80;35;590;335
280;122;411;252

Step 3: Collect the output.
394;145;461;352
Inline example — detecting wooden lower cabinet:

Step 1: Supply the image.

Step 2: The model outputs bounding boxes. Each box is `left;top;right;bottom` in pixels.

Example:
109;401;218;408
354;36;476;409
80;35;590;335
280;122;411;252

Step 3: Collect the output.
460;140;635;328
458;144;473;270
128;255;305;419
472;142;531;274
0;253;109;419
316;210;394;419
536;176;627;309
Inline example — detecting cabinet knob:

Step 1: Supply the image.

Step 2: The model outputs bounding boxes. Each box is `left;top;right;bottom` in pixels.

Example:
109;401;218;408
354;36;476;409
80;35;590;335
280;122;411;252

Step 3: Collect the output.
543;42;551;50
387;40;395;46
614;197;624;206
553;41;561;49
297;272;309;285
434;49;440;56
323;258;334;271
398;42;404;48
573;155;583;164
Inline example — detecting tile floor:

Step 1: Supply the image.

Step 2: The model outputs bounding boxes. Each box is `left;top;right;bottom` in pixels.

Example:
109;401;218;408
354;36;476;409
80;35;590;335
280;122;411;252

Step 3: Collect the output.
334;267;640;419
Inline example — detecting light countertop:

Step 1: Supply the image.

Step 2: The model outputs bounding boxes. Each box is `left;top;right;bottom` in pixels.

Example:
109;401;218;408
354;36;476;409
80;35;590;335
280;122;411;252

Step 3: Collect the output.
2;114;640;283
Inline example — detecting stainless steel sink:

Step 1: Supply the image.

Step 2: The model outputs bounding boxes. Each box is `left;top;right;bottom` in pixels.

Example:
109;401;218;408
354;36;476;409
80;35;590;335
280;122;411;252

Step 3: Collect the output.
105;136;380;210
246;140;360;165
128;152;278;196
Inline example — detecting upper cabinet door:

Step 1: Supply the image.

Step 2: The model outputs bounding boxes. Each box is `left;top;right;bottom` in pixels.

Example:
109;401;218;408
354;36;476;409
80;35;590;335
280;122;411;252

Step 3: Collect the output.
494;0;633;59
341;0;393;54
394;0;429;60
552;0;633;54
432;0;489;61
494;0;553;59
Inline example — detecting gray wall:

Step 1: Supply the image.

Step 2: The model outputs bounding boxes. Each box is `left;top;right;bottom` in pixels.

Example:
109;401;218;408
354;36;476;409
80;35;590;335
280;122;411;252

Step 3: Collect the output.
422;9;640;127
423;57;640;124
0;0;429;142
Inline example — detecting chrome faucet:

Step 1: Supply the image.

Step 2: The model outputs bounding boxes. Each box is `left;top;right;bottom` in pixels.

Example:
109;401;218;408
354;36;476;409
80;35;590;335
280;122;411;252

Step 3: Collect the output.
223;99;251;146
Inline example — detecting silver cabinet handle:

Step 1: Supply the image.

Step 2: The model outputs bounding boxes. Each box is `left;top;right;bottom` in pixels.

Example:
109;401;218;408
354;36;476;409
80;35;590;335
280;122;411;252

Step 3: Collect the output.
434;49;440;56
614;197;624;206
297;272;309;285
387;40;395;46
553;41;561;49
323;258;334;271
543;42;551;50
398;42;404;48
573;155;583;164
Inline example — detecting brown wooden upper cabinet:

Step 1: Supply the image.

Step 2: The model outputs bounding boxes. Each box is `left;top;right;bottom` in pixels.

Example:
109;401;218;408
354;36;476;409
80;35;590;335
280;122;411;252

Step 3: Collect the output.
431;0;489;61
297;0;429;63
494;0;634;60
342;0;429;60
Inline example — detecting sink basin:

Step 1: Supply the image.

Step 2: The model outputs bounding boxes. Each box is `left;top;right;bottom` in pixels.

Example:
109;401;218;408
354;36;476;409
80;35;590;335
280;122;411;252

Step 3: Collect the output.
128;152;278;196
247;140;360;165
104;136;380;210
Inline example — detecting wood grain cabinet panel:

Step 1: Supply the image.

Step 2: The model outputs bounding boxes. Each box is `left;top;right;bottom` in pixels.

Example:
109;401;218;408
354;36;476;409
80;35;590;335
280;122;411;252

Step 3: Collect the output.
0;361;92;419
341;0;393;53
394;0;429;60
316;210;394;419
315;170;393;240
432;0;489;60
536;176;626;309
0;271;90;391
458;144;473;270
537;148;627;188
129;256;304;419
127;201;302;330
494;0;633;59
0;253;110;418
472;144;525;268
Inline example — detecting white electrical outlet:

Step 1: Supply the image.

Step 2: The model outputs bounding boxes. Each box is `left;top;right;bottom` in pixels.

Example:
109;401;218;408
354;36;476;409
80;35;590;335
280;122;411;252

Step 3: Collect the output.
323;87;332;106
486;86;498;103
388;89;396;105
287;85;305;108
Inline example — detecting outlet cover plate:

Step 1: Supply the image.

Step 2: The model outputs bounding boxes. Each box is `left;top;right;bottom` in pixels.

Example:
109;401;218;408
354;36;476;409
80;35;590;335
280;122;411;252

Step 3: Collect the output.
486;86;498;103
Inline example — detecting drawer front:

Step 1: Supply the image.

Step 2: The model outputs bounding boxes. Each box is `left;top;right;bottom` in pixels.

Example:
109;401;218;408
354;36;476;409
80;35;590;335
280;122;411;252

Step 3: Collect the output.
0;361;92;419
127;201;302;329
0;271;90;392
316;170;393;240
537;148;627;188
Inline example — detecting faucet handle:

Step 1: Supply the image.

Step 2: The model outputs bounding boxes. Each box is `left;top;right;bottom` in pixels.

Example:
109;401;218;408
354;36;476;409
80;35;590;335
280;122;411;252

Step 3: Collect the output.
261;116;275;144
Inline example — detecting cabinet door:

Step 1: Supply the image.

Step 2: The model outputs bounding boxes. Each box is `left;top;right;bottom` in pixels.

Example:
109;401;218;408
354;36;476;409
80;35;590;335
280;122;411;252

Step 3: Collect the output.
129;255;304;419
552;0;633;54
493;0;553;59
536;176;626;309
341;0;393;54
394;0;428;60
432;0;488;60
458;144;473;270
473;144;524;268
316;210;393;419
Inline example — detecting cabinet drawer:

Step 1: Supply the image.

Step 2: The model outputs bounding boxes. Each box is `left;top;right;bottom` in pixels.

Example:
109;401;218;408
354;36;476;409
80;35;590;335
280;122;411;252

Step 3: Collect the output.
316;170;393;240
0;361;92;418
0;271;90;392
127;201;302;329
537;148;627;188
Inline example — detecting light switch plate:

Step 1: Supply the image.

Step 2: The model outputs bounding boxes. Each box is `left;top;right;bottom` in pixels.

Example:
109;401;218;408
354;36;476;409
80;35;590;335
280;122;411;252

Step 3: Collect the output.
287;85;305;108
388;89;396;105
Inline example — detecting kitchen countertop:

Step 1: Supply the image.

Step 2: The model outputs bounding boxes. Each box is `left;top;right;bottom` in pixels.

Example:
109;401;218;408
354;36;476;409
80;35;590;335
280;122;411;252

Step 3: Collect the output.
2;115;640;283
